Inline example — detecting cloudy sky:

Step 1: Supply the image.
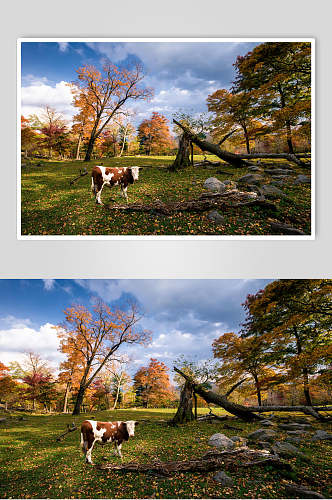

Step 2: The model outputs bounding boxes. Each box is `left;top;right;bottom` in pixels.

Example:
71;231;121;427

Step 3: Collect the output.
20;40;259;127
0;279;272;378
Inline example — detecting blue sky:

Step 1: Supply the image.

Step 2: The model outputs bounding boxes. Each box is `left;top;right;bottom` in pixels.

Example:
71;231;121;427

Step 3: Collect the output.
0;279;272;377
20;41;259;128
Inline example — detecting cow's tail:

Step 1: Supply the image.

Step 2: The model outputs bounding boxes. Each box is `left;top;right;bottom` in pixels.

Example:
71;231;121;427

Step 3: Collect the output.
91;175;95;194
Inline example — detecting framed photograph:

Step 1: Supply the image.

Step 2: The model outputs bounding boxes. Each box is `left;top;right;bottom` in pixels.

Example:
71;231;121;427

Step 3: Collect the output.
18;38;314;239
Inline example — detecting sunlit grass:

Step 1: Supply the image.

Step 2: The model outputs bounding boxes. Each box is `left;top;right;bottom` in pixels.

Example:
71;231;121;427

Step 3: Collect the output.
21;155;311;236
0;408;330;498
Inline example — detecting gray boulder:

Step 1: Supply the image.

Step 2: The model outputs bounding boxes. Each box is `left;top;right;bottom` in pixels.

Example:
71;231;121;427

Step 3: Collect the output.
247;428;276;442
213;470;234;486
272;441;311;462
207;210;225;225
261;184;287;198
204;177;226;193
271;180;285;187
284;483;325;499
265;168;294;175
279;423;312;431
294;174;310;184
286;436;301;445
230;435;247;445
311;430;332;441
260;420;275;427
248;166;262;172
208;433;235;450
237;174;264;186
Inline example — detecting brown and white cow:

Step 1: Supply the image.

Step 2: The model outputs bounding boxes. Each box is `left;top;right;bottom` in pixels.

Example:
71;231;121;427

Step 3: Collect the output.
80;419;138;464
91;166;141;205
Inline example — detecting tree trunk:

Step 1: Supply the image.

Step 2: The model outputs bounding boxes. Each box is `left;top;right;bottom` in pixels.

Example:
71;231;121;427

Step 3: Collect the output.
286;121;295;154
75;133;82;160
242;124;250;154
169;133;191;171
62;382;71;413
113;384;121;410
171;380;195;425
72;384;86;415
302;367;313;406
174;367;261;422
190;142;194;166
193;393;198;419
85;136;95;161
253;374;262;406
173;120;251;168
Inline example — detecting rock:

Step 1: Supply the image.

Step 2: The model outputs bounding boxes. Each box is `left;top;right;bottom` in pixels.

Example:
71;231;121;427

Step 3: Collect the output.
270;222;306;235
213;470;234;486
293;417;311;424
272;441;311;462
311;430;332;441
248;166;262;172
265;168;294;175
223;180;237;189
261;184;287;199
284;483;325;498
260;420;275;427
271;180;285;187
279;423;312;431
238;174;264;186
286;436;301;445
204;177;226;193
287;430;306;436
208;433;235;450
0;417;7;423
294;174;310;184
229;436;247;446
271;174;291;179
207;210;225;225
247;428;277;442
255;441;273;450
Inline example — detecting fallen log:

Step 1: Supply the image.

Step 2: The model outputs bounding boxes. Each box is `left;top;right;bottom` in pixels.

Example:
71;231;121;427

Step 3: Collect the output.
237;153;310;167
244;405;332;421
98;447;291;475
174;367;262;422
69;168;88;185
106;191;277;215
56;422;78;441
173;120;251;168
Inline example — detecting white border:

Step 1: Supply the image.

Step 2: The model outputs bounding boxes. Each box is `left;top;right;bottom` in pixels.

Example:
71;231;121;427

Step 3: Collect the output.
17;37;315;241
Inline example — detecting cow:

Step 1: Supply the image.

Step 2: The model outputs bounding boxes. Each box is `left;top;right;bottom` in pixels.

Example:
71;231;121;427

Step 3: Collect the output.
91;166;141;205
80;419;138;464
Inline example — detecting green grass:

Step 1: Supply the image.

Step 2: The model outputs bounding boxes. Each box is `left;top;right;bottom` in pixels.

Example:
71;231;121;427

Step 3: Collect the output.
0;408;330;498
20;156;311;236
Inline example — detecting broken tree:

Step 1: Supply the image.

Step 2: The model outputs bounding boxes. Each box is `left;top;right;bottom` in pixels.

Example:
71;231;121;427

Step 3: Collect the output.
173;119;311;168
173;367;332;422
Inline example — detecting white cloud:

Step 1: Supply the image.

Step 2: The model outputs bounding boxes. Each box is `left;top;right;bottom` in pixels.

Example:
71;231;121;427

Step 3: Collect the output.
43;279;55;291
58;42;69;52
0;322;64;368
21;80;74;122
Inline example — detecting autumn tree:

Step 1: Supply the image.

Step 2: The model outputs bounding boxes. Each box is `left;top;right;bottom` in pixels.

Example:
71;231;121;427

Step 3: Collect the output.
212;332;279;406
207;89;266;153
138;112;174;155
0;362;18;410
104;356;131;409
134;358;175;408
21;116;39;158
38;106;67;158
57;300;151;415
233;42;311;153
70;63;153;161
241;279;332;406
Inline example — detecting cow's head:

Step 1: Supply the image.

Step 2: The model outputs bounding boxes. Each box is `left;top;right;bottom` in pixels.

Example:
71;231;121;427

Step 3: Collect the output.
130;166;141;181
125;420;139;437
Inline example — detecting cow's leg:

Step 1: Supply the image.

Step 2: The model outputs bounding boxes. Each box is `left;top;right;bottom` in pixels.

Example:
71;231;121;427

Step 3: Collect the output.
85;439;96;464
121;185;128;203
95;183;105;205
115;442;123;460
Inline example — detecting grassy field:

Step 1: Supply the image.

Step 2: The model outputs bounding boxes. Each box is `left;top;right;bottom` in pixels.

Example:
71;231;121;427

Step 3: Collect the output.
0;408;330;499
20;156;311;236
